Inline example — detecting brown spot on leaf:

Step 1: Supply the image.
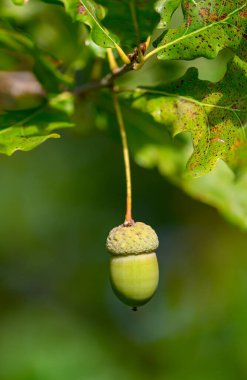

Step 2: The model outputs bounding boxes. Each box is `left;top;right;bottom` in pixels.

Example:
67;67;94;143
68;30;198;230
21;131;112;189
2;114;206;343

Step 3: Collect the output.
185;15;192;28
207;13;227;22
183;1;191;12
199;7;210;19
240;9;247;18
207;14;219;22
230;139;242;153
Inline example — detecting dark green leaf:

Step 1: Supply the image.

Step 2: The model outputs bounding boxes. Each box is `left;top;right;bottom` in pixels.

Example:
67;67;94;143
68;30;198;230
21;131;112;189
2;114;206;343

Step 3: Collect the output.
100;0;161;47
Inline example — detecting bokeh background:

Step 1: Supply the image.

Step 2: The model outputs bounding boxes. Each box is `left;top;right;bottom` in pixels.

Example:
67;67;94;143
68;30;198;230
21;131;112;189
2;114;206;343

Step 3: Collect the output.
1;1;247;379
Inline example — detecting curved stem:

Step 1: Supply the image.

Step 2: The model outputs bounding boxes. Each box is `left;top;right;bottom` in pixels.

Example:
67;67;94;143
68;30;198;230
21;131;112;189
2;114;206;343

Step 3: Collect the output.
112;92;133;224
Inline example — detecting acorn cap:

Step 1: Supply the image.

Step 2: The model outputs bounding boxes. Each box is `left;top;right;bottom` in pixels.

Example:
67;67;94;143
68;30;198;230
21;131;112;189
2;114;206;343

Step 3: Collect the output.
106;222;159;256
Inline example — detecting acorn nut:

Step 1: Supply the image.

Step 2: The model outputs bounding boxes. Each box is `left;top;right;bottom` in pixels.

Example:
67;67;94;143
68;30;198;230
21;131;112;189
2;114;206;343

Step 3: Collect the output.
106;222;159;309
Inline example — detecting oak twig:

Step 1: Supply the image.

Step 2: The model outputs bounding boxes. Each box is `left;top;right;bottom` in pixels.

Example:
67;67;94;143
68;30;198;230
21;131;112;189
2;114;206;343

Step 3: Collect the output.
74;62;133;96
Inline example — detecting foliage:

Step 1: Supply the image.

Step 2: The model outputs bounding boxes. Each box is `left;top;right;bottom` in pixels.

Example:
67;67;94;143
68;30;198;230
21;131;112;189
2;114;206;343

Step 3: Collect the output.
154;0;246;60
132;52;247;177
2;3;247;378
1;0;247;228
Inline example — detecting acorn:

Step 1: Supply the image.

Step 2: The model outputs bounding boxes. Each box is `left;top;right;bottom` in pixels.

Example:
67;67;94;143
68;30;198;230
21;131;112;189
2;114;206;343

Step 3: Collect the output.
106;221;159;309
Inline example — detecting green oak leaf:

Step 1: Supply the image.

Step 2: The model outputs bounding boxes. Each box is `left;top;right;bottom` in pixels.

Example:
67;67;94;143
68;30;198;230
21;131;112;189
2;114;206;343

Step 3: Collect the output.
154;0;247;60
0;94;74;156
131;52;247;177
0;126;59;156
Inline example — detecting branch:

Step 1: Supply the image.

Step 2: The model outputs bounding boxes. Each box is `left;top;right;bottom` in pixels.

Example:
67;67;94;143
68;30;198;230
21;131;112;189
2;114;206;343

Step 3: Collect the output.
74;62;133;96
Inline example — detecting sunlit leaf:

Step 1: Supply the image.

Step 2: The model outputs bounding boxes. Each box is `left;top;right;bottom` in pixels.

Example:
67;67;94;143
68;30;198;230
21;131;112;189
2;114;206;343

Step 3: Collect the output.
154;0;247;60
132;51;247;177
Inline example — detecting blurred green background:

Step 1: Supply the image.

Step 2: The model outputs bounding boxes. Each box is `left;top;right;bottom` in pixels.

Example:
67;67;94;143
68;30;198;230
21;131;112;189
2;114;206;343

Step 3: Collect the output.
1;1;247;379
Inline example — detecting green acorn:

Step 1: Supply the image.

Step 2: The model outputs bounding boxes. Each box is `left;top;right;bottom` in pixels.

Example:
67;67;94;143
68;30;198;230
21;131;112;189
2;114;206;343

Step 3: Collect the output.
106;221;159;309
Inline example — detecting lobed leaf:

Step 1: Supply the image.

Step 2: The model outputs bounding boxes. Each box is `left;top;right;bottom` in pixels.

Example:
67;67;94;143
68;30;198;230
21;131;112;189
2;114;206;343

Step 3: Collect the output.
154;0;247;60
0;93;74;156
132;50;247;177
